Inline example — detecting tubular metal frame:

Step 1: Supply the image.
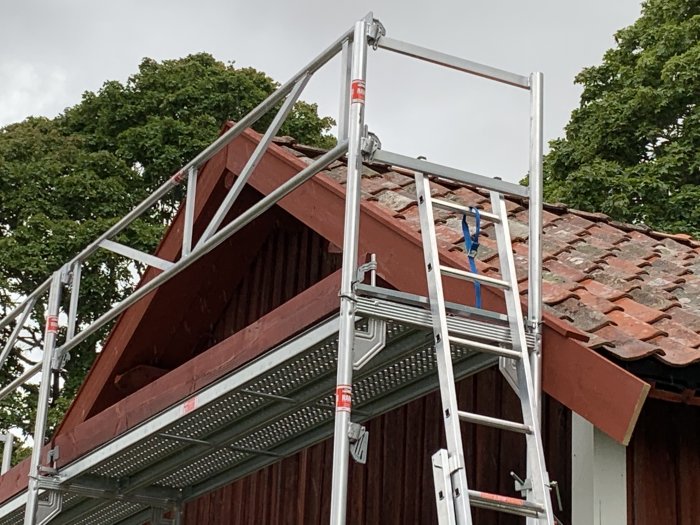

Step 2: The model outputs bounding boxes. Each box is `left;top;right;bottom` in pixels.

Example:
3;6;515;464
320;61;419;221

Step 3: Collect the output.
0;13;544;525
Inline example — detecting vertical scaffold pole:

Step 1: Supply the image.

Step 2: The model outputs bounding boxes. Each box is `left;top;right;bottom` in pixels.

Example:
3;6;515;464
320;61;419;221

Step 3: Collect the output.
527;72;544;525
1;433;12;474
24;270;63;525
337;39;352;143
329;16;369;525
527;72;544;413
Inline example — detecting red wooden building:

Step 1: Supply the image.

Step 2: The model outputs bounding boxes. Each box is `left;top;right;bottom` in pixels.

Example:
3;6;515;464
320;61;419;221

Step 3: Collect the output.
1;128;698;524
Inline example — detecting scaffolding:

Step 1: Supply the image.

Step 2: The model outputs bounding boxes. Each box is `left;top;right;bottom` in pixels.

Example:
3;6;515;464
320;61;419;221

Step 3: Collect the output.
0;13;547;525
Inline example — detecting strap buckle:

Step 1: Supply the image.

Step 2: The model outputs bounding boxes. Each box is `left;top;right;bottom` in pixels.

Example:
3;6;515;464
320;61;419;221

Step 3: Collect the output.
468;238;479;259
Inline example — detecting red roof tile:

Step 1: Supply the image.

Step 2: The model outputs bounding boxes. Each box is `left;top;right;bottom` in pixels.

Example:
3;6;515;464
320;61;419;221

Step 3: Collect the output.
293;144;700;368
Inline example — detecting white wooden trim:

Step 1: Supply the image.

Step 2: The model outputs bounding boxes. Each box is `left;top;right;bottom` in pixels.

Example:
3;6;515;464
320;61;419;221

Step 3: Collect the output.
572;412;627;524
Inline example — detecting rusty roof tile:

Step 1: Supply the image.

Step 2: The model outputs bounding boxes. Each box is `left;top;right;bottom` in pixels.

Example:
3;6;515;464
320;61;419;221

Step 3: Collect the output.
568;240;609;260
668;280;700;312
396;204;421;232
512;208;559;228
646;256;692;277
600;256;649;280
542;237;575;260
541;277;582;305
607;310;667;341
360;176;402;195
381;170;414;187
325;164;347;184
663;306;700;333
628;285;680;312
639;271;686;292
555;212;595;233
650;231;695;243
584;331;614;350
582;234;623;253
507;220;530;243
549;297;613;332
594;325;664;360
426;178;453;197
682;257;700;274
472;236;499;262
614;240;658;261
434;223;464;246
543;259;588;282
652;318;700;348
558;249;605;274
450;187;490;205
504;199;525;214
588;269;643;293
575;289;623;314
656;237;695;257
586;222;631;245
627;230;661;246
544;221;587;246
612;297;671;324
374;189;415;213
571;209;612;222
645;336;700;366
580;278;632;301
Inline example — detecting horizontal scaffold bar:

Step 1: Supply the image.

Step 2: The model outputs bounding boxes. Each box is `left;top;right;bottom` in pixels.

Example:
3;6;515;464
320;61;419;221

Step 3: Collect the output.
376;36;530;89
371;149;529;198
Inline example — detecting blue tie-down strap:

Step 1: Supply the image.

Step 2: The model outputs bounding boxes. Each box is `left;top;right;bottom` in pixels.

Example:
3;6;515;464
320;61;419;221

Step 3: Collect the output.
461;208;481;308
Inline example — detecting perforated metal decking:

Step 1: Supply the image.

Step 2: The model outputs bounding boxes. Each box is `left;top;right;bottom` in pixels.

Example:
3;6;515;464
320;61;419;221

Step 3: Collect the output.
0;287;532;525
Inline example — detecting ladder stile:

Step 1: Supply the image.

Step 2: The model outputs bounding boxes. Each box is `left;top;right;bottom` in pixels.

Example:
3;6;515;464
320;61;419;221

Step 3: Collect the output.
489;191;554;524
415;171;473;525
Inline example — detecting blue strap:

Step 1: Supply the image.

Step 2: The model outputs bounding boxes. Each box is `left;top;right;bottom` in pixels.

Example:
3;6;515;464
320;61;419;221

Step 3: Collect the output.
461;209;481;308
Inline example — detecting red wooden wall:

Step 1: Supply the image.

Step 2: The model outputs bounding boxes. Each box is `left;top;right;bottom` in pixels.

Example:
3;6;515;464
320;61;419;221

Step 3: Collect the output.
627;398;700;525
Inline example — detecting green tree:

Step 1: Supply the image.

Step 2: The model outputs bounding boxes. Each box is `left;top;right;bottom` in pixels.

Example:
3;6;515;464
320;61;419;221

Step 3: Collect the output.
0;53;336;453
544;0;700;235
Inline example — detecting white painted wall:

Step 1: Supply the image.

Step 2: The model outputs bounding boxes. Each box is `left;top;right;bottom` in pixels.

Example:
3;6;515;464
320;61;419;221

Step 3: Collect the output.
571;412;627;524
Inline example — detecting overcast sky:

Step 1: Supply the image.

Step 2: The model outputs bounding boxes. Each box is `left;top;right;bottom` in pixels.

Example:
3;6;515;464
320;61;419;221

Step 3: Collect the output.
1;0;642;182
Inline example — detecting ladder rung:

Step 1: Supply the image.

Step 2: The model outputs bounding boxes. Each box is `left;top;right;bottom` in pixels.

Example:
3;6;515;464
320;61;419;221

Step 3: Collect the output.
468;490;544;518
457;411;532;434
432;198;500;223
448;335;521;359
440;266;511;290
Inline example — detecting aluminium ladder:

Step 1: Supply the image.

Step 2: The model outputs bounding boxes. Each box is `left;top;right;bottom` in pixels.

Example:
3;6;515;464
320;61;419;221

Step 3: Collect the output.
414;174;554;524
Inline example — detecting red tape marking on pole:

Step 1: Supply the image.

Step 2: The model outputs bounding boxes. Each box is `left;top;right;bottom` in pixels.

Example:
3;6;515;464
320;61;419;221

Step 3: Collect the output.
182;396;198;415
170;171;185;186
474;491;527;506
351;80;366;104
335;384;352;412
46;315;59;334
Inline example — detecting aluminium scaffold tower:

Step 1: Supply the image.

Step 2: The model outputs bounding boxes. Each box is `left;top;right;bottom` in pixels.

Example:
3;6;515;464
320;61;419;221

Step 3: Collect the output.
0;13;552;525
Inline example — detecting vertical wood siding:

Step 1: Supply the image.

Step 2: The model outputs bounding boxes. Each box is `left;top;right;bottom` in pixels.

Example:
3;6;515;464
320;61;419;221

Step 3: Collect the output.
627;399;700;525
211;215;342;345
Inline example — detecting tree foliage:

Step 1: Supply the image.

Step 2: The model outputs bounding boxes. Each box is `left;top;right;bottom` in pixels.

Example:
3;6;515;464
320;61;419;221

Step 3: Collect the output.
0;53;336;451
544;0;700;235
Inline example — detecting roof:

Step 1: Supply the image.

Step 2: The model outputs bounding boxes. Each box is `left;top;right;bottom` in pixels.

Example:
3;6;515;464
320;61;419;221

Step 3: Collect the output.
278;137;700;369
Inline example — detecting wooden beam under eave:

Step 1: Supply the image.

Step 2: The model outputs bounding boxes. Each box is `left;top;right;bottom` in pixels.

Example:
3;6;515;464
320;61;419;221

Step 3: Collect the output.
542;324;649;446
